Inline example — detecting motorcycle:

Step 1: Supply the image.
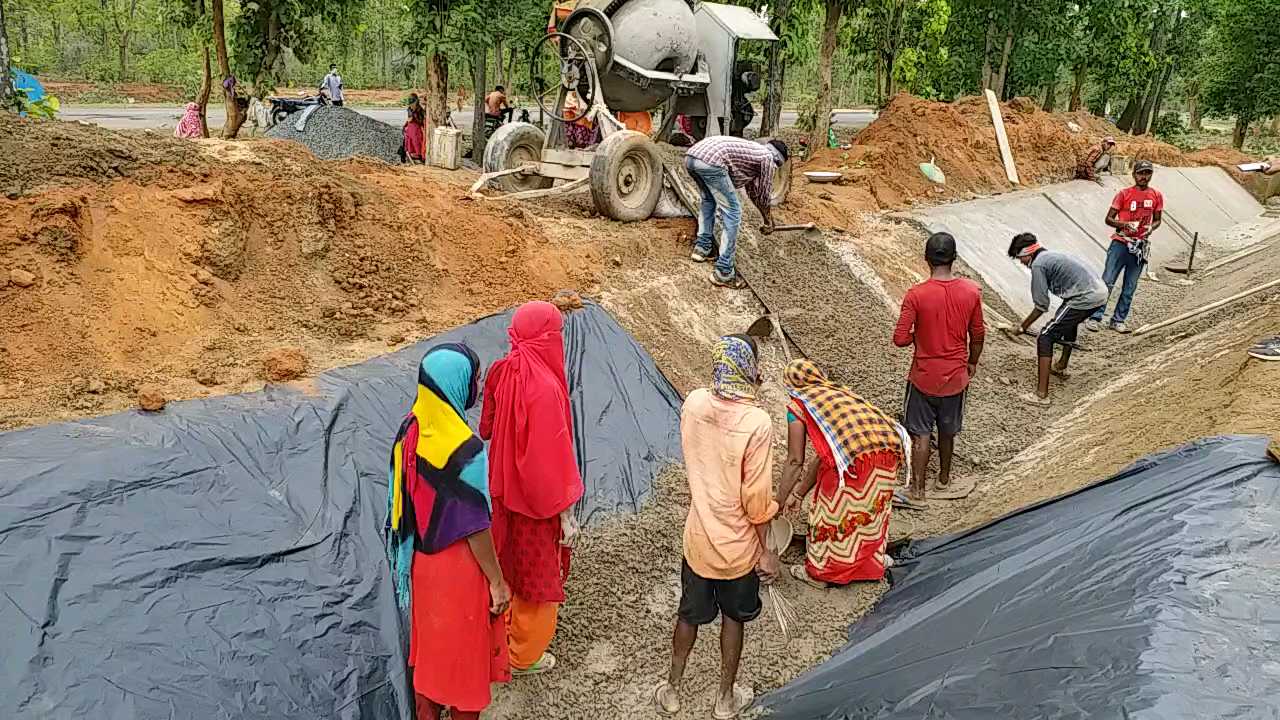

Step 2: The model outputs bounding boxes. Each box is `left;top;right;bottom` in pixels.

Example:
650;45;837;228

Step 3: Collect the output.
266;94;330;127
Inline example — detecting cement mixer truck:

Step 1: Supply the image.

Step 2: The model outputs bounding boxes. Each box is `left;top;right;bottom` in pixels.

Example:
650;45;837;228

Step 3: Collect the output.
473;0;791;222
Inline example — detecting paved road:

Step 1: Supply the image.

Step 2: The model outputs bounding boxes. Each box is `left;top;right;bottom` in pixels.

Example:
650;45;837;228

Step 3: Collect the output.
59;104;877;134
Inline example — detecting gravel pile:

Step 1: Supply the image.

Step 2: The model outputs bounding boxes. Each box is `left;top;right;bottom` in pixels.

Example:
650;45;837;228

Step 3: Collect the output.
266;106;402;164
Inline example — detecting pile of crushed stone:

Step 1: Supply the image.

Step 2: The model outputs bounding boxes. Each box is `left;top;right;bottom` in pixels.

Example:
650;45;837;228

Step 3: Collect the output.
266;106;402;164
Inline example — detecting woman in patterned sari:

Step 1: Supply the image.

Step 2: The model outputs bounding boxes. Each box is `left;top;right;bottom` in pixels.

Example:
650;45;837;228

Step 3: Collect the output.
385;344;511;720
775;359;906;587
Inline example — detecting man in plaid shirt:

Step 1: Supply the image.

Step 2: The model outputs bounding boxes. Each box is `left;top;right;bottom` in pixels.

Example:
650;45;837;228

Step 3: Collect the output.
685;136;789;288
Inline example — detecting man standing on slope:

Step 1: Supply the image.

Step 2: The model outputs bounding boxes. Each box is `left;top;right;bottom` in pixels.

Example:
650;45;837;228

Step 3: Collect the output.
656;335;780;719
1007;233;1108;408
319;64;344;107
893;232;985;505
685;136;788;289
1088;159;1163;333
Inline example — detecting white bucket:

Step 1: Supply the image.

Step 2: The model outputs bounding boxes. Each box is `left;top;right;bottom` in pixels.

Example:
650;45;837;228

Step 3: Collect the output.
431;127;463;170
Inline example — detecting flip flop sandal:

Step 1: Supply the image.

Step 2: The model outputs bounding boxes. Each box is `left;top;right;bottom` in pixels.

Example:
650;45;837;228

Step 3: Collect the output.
709;271;748;289
789;564;827;589
653;682;680;715
511;652;557;677
712;684;755;720
1020;392;1051;408
892;489;927;511
929;476;977;500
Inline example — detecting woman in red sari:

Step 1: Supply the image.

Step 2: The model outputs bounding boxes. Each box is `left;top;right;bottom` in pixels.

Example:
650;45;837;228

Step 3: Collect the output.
481;301;584;676
403;94;427;163
775;359;905;587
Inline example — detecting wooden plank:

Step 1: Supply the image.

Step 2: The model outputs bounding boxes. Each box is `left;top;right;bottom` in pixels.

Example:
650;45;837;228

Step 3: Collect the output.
1134;277;1280;336
985;89;1020;185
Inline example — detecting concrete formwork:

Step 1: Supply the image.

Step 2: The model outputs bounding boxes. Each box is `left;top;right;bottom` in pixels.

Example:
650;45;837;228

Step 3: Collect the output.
907;191;1104;317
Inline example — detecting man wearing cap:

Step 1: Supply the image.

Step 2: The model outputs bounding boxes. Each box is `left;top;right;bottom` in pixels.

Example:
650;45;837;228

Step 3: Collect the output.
892;232;985;504
1075;137;1116;183
685;136;789;289
1006;233;1108;407
1088;159;1163;333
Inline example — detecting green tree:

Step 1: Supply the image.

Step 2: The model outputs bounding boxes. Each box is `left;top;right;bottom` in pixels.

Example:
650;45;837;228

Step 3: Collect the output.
1201;0;1280;148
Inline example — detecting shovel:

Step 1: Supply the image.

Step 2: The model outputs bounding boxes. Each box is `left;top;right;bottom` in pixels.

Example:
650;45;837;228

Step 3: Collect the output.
761;223;820;238
745;313;795;363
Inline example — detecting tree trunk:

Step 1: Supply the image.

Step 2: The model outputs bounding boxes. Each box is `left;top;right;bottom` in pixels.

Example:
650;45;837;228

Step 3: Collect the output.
1068;63;1086;112
760;0;791;136
980;15;996;90
1042;67;1059;112
809;0;844;152
1187;93;1201;132
471;44;487;163
992;28;1014;99
493;38;504;88
1233;117;1248;149
1140;60;1175;136
380;18;387;85
1116;96;1140;132
119;31;131;79
0;0;14;110
212;0;244;139
1270;115;1280;136
424;50;448;135
197;45;212;138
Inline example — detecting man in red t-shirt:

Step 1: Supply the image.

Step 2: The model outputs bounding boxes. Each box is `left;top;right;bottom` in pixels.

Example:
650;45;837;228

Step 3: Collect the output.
1089;159;1164;333
893;232;985;505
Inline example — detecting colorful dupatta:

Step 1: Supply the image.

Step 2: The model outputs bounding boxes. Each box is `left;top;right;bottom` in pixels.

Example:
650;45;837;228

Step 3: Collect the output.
711;336;758;402
782;359;903;479
385;343;490;609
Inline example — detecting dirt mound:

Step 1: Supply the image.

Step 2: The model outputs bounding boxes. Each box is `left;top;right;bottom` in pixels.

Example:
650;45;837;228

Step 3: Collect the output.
0;113;210;195
0;120;599;431
792;93;1202;215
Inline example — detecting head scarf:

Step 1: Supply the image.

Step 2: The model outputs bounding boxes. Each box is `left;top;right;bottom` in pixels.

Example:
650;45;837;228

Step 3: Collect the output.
174;103;203;139
385;343;490;609
711;336;758;401
483;301;583;520
783;359;902;479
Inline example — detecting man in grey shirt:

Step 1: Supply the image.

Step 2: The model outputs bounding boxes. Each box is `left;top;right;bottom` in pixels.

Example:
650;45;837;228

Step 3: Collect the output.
320;64;344;106
1006;232;1108;407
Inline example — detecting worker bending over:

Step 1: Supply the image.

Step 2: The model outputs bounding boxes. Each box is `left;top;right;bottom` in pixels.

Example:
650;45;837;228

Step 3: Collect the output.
685;136;789;289
1007;233;1108;408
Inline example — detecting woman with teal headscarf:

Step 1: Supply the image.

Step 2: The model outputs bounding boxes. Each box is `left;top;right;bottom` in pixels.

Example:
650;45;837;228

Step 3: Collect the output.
385;343;511;720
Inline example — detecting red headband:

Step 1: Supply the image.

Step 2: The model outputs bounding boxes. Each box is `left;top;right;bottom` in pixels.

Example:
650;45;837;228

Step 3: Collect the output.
1016;242;1042;258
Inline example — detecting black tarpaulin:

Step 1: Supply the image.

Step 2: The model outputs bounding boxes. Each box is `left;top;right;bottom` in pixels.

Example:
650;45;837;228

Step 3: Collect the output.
763;435;1280;720
0;301;682;720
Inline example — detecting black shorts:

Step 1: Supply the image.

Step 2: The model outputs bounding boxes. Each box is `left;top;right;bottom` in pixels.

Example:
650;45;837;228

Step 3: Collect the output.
677;560;761;625
1038;304;1104;357
903;382;965;437
331;99;344;107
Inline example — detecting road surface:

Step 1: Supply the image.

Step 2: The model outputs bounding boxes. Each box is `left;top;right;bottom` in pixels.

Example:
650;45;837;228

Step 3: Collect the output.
59;104;877;134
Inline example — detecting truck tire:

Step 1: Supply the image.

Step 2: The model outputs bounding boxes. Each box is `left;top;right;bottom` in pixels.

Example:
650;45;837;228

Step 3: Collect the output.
758;136;793;206
483;122;553;192
590;130;663;222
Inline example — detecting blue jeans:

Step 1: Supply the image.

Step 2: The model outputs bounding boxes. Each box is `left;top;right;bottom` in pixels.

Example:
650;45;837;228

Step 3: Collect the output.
685;156;741;279
1091;241;1144;324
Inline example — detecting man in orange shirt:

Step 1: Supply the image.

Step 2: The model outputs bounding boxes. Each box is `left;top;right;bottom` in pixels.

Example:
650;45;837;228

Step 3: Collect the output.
656;335;779;719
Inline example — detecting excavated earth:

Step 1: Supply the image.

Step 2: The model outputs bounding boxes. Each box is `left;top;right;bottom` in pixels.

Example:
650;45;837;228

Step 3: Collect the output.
2;97;1278;719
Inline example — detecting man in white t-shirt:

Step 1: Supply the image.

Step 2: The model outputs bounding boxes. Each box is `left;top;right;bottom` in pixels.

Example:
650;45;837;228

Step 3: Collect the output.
320;64;344;106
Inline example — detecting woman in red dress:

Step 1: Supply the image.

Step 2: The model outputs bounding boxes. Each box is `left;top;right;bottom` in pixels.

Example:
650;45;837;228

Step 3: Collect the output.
775;359;906;587
386;343;511;719
481;301;584;676
403;94;427;163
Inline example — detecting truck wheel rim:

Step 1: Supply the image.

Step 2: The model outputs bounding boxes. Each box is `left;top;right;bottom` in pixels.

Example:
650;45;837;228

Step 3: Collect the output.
617;153;650;207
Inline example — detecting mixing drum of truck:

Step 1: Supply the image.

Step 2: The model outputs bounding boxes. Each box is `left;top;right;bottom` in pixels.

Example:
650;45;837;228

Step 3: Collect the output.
473;0;792;222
